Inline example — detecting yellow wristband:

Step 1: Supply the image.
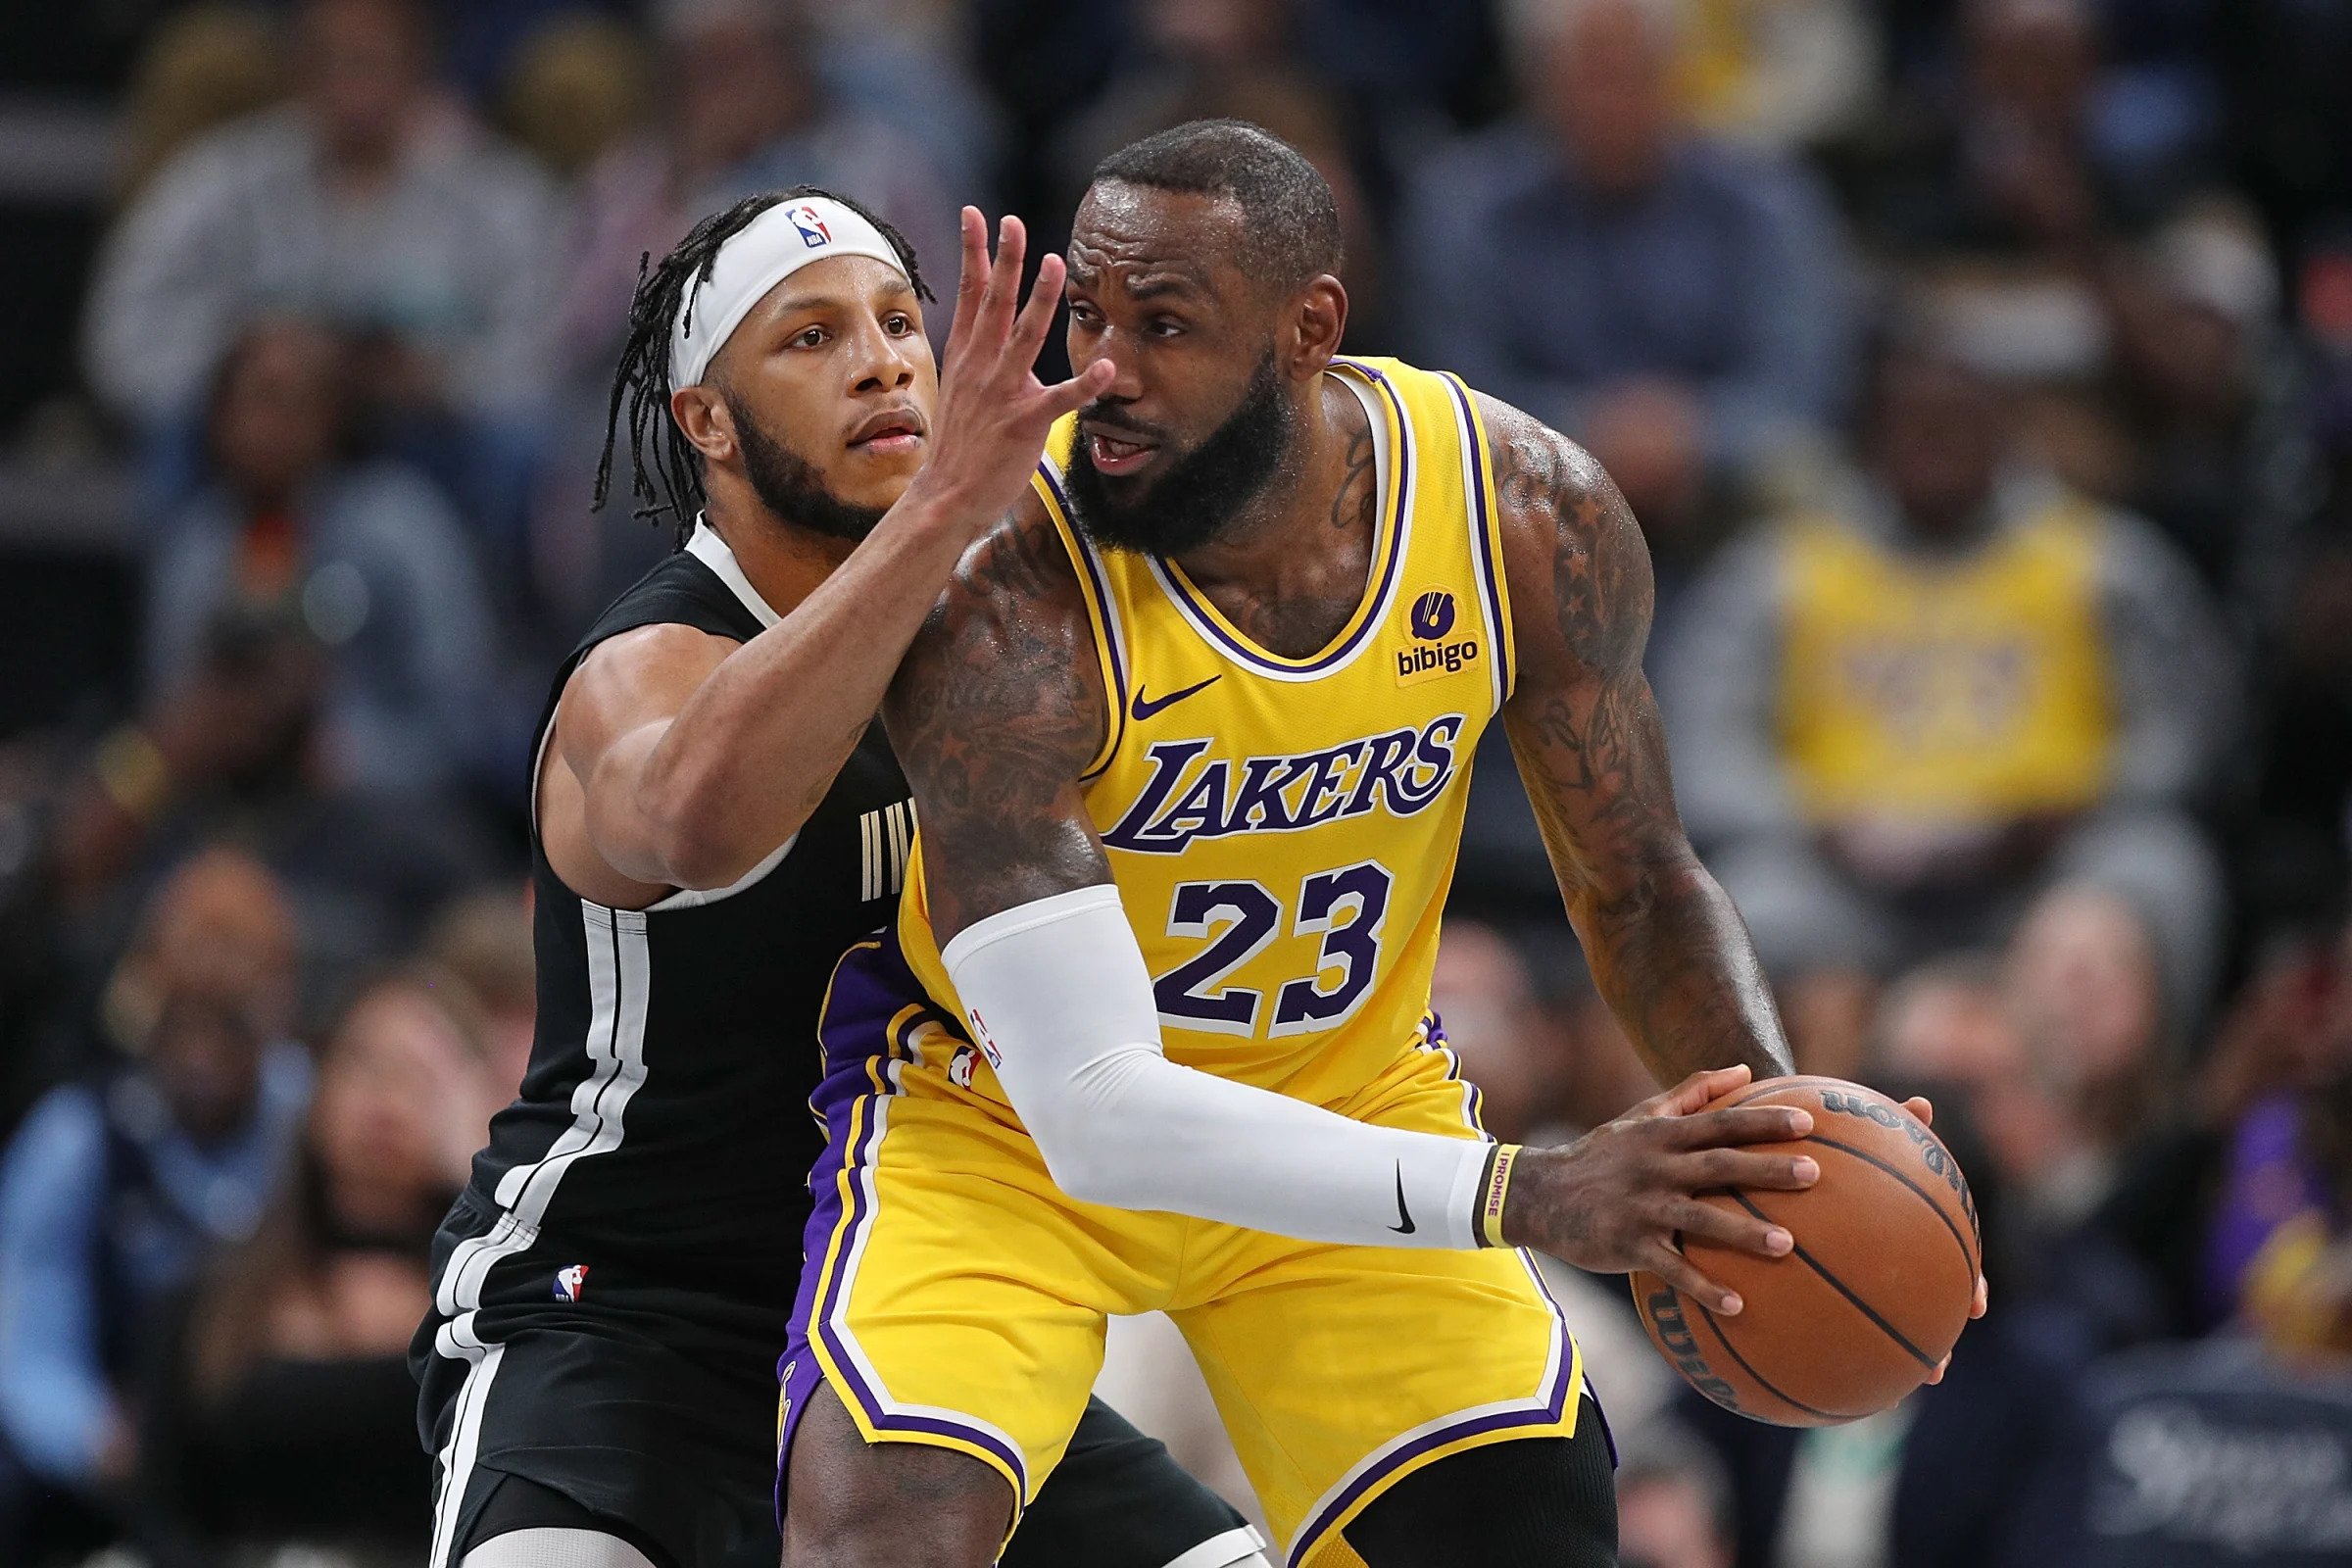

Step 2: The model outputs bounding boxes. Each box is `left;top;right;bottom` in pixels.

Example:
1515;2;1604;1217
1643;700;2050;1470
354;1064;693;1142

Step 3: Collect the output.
1479;1143;1521;1249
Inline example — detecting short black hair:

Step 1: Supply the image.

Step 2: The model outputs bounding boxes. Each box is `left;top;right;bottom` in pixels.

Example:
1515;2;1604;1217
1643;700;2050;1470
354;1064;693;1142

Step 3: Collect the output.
595;185;933;546
1089;119;1343;294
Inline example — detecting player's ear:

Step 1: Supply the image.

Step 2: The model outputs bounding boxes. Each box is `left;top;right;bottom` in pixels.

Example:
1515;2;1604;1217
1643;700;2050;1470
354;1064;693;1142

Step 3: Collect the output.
1285;274;1348;377
671;383;737;465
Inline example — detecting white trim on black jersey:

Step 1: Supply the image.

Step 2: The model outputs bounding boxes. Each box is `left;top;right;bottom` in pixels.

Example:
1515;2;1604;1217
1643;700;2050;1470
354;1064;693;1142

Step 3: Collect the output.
539;519;802;910
685;516;782;627
428;906;653;1568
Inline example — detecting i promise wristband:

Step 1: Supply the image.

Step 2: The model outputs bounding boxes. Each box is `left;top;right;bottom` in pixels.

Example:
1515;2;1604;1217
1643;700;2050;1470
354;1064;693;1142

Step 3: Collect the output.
1478;1143;1521;1249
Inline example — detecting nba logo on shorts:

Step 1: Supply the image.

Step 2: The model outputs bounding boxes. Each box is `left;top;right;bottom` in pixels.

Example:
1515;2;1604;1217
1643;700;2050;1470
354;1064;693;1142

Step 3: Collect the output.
554;1263;590;1302
788;205;832;248
949;1044;978;1089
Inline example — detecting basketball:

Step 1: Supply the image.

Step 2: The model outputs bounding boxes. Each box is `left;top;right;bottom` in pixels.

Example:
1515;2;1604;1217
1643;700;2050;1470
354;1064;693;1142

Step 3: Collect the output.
1631;1075;1981;1427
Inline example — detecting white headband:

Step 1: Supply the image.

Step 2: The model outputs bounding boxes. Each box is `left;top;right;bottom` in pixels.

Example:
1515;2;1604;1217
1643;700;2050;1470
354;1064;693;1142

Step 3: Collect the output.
670;196;908;388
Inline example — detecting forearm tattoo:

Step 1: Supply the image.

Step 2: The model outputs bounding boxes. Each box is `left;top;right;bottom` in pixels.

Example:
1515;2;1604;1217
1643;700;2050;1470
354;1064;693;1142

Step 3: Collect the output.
1480;396;1791;1082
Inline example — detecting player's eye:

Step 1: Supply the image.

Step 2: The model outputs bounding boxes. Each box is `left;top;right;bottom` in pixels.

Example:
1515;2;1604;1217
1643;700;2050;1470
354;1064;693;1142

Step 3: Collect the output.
794;326;827;348
1148;317;1185;339
1067;302;1100;327
883;314;912;335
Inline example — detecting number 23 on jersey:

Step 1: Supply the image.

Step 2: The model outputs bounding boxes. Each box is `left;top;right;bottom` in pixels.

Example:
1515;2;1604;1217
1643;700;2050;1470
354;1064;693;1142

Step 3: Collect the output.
1155;860;1395;1039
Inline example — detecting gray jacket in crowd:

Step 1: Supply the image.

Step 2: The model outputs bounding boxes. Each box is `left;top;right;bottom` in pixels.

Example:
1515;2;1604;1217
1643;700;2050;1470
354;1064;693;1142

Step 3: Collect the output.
84;105;560;427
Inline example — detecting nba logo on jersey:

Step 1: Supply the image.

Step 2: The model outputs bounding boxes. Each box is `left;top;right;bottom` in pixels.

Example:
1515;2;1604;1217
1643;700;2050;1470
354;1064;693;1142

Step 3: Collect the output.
1398;587;1481;687
788;205;833;247
949;1044;978;1089
553;1263;590;1302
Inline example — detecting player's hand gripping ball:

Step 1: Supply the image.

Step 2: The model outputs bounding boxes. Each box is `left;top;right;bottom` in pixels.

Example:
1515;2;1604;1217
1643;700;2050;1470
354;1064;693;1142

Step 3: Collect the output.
1631;1076;1980;1425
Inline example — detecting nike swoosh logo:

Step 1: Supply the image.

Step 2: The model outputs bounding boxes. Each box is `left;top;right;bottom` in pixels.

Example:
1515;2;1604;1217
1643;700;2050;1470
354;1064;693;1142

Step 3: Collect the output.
1389;1162;1416;1235
1129;675;1221;722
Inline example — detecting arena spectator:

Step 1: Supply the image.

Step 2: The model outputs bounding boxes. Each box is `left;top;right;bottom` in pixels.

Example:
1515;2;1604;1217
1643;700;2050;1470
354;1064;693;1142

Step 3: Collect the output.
1399;0;1855;532
156;968;496;1558
1667;0;1879;153
2005;884;2172;1177
2230;1075;2352;1361
556;0;957;381
81;0;560;507
421;885;536;1095
1663;337;2233;1023
114;4;288;205
1050;0;1390;346
147;318;494;803
2101;202;2306;597
493;11;651;181
2187;917;2352;1338
1615;1419;1735;1568
793;0;1004;210
45;611;485;1025
1428;921;1573;1148
1838;0;2212;262
1872;955;2066;1184
0;852;309;1555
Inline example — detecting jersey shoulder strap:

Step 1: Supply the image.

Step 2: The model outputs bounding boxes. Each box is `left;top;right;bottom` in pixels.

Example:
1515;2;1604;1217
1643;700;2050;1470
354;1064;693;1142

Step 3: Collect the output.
1338;356;1516;706
529;539;775;783
572;549;767;659
1029;429;1130;780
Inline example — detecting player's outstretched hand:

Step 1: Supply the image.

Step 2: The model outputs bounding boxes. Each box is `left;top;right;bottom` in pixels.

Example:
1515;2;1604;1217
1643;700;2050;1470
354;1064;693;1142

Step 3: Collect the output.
905;207;1116;533
1501;1064;1818;1315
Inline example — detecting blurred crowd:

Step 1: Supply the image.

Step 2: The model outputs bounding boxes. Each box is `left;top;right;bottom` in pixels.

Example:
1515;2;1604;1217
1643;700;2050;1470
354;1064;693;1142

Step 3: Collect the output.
5;0;2352;1563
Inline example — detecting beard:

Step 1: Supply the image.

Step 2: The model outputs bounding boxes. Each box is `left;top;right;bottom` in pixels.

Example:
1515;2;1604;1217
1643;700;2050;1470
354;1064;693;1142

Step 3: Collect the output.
723;390;887;543
1063;350;1293;557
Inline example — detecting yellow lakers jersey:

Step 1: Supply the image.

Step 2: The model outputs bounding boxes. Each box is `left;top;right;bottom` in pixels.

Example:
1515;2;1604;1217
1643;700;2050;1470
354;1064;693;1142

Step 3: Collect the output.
1776;495;2114;824
898;357;1513;1109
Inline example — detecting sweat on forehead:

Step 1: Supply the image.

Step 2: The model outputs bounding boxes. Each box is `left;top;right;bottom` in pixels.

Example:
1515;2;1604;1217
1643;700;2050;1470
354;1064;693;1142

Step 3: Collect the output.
1084;118;1344;295
1069;186;1249;289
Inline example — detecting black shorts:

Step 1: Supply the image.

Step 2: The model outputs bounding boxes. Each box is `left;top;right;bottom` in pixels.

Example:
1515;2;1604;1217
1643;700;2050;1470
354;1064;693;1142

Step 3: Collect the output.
416;1195;1254;1568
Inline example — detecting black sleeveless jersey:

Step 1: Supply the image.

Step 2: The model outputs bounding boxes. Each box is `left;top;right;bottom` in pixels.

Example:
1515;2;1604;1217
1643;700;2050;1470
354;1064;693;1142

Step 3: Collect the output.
456;541;913;1344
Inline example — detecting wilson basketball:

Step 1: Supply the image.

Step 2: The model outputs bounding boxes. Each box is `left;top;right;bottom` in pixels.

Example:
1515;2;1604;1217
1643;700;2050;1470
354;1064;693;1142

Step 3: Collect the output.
1631;1075;1980;1426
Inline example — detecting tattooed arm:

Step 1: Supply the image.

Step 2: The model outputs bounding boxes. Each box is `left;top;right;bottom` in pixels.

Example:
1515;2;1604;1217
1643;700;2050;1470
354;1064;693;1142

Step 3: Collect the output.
886;492;1115;939
1481;393;1792;1085
1477;402;1985;1322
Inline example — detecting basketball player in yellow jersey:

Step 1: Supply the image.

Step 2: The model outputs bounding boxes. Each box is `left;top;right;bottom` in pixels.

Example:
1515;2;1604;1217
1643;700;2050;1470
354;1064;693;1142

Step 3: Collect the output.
776;122;1976;1568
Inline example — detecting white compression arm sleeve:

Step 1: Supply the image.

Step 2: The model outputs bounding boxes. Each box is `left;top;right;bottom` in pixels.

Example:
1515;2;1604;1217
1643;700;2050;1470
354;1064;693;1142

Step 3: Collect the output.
942;885;1493;1250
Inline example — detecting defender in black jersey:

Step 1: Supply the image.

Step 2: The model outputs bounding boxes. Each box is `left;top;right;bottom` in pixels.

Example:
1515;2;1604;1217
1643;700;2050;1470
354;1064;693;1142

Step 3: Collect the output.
413;193;1265;1568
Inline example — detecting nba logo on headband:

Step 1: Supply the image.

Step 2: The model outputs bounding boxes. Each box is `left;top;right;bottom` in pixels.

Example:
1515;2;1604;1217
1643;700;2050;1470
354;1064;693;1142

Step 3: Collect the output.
787;204;832;248
668;194;909;387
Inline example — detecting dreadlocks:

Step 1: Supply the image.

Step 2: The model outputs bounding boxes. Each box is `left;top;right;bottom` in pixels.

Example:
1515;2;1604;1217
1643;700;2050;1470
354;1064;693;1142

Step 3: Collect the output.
594;186;935;547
